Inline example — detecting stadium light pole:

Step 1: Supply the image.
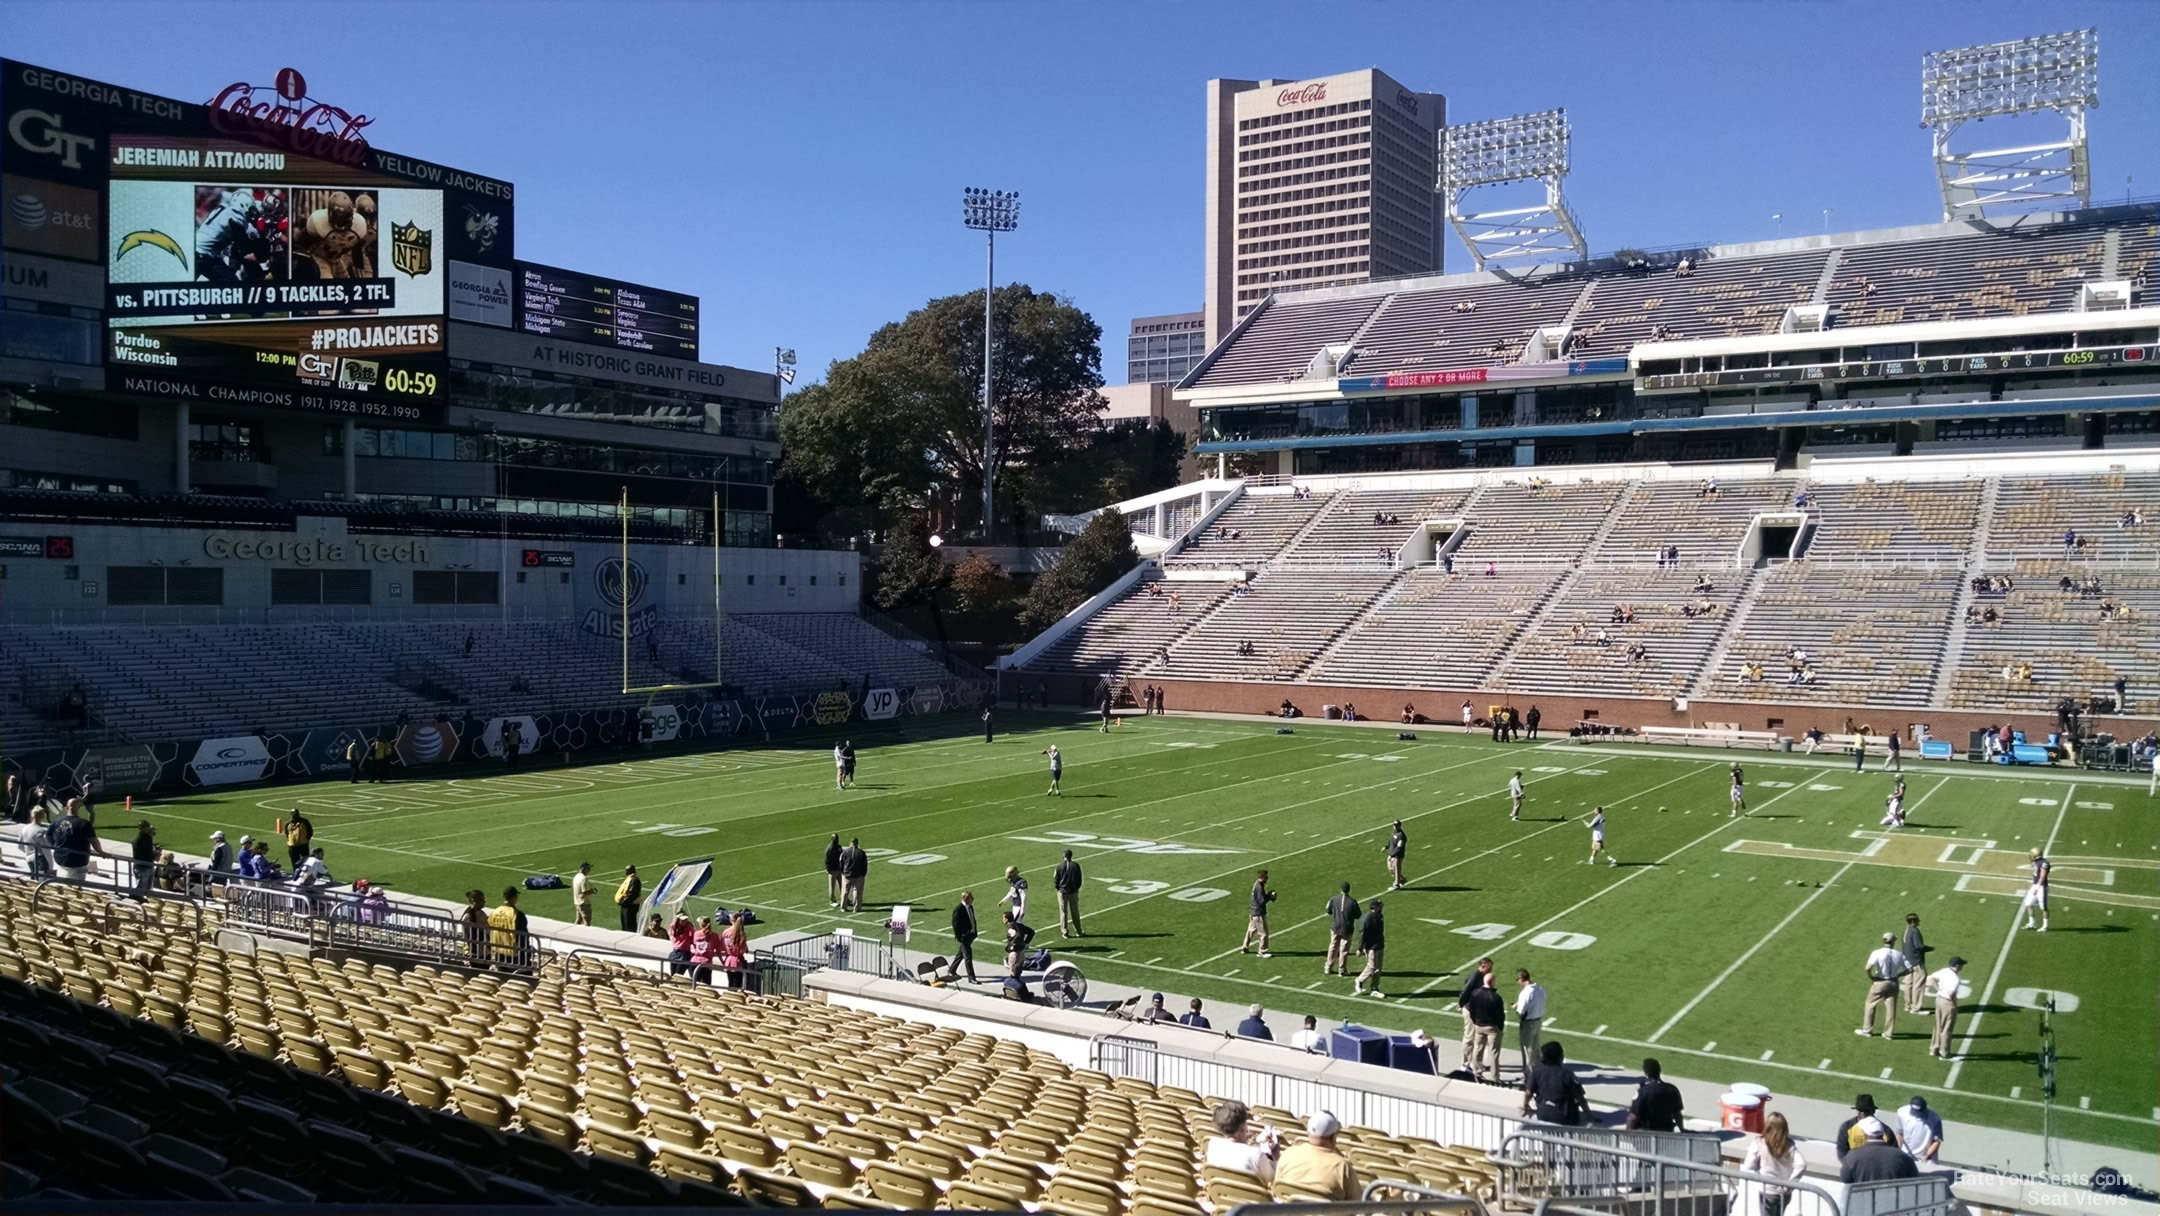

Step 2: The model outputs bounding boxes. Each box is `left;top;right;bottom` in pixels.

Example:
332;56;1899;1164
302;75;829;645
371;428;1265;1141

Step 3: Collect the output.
962;188;1020;540
1440;108;1586;271
1921;28;2099;220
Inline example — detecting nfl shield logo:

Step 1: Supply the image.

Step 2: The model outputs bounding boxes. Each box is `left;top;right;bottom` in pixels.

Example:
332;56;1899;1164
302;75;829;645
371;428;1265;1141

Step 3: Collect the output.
390;222;433;277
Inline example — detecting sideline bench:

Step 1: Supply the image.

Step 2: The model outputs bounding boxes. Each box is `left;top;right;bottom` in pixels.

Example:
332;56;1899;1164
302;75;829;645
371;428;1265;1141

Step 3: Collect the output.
1636;725;1782;750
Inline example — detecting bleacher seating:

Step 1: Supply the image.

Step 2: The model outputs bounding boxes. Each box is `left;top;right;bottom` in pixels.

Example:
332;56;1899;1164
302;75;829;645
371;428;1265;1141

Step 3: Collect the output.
1160;573;1398;682
1719;567;1962;708
1986;473;2160;559
1594;478;1797;565
1799;481;1983;561
1503;571;1752;698
1277;489;1471;568
1451;481;1631;566
1334;277;1579;377
1165;492;1327;567
0;876;1505;1208
1823;224;2115;327
0;614;949;750
1025;580;1232;679
1308;571;1563;690
1186;297;1383;390
1944;564;2160;714
2119;221;2159;307
1567;251;1831;358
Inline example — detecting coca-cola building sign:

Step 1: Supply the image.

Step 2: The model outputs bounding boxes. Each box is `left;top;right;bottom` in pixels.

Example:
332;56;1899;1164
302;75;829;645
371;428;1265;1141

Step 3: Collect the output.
207;67;373;166
1276;82;1328;108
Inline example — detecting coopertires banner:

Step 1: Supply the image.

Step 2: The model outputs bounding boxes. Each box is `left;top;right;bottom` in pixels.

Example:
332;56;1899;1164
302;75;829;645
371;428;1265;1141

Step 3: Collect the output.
187;735;272;785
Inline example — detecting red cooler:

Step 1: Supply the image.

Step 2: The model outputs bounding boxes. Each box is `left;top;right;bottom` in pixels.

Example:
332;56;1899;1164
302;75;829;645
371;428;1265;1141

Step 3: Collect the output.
1719;1093;1764;1133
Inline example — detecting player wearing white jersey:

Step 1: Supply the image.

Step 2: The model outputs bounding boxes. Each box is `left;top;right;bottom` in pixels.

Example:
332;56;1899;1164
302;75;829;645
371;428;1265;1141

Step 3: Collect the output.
1880;789;1905;828
1729;764;1746;818
1508;771;1525;821
1585;807;1614;866
2021;850;2050;931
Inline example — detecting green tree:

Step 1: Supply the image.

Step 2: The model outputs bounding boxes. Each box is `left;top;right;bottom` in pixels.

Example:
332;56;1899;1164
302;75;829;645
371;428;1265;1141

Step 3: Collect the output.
1020;509;1138;632
948;552;1016;619
1021;418;1188;517
776;285;1106;542
870;513;948;612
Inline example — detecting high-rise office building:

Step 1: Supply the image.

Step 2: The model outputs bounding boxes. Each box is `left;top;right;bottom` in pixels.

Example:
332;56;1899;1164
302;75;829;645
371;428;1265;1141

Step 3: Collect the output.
1204;69;1446;344
1126;311;1208;385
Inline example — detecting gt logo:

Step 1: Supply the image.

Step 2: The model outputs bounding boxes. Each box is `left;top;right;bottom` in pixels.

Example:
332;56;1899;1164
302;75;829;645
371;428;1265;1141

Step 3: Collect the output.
7;110;94;170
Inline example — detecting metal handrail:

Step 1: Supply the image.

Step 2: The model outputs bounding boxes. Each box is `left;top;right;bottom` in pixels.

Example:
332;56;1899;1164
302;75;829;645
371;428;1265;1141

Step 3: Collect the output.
1229;1199;1487;1216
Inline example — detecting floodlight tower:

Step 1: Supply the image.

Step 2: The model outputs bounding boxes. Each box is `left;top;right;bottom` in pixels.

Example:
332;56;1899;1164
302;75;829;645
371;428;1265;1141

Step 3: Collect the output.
1440;109;1587;271
1922;28;2099;221
962;187;1020;539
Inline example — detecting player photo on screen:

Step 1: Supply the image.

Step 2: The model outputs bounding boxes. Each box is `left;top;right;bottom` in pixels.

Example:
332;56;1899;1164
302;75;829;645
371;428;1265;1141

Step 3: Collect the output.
192;186;288;286
291;187;377;282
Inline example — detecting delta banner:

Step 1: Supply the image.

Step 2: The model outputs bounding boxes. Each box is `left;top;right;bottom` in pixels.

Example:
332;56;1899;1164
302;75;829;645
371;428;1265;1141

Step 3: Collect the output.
0;678;987;797
1337;357;1628;394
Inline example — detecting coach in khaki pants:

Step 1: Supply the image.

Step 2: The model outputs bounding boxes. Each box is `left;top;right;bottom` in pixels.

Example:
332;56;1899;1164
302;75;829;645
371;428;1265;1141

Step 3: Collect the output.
1926;956;1966;1059
1858;933;1905;1039
1324;883;1359;976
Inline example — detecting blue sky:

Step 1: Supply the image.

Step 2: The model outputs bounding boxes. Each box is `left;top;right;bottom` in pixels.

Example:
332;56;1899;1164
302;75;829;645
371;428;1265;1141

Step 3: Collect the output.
9;1;2154;386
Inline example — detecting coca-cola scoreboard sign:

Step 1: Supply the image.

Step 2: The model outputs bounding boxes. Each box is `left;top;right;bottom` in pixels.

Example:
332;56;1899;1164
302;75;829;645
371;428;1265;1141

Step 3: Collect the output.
1;58;514;422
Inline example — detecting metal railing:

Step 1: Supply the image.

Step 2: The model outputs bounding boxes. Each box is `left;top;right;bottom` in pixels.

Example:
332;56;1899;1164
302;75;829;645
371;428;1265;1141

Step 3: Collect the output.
1228;1198;1489;1216
1496;1130;1955;1216
761;930;903;982
1090;1033;1521;1153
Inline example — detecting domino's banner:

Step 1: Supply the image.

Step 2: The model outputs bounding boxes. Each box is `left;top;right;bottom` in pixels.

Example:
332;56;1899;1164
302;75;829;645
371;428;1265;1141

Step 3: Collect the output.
0;679;988;797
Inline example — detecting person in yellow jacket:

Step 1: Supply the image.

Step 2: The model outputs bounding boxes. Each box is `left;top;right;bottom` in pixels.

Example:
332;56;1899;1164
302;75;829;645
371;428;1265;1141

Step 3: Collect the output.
615;865;643;932
487;886;529;972
280;809;314;870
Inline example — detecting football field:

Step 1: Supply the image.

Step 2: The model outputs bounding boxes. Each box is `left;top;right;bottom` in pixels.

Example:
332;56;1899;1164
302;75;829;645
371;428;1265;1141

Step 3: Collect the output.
137;711;2159;1151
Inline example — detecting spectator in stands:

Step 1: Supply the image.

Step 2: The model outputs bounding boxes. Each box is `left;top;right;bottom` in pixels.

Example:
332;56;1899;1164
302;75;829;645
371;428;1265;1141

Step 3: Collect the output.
293;847;333;890
1834;1095;1878;1160
571;861;593;926
688;915;718;985
1206;1101;1280;1185
1275;1112;1358;1200
1521;1041;1587;1125
246;840;280;881
1625;1058;1685;1131
720;911;749;989
615;865;644;932
1237;1004;1272;1040
665;912;695;975
1483;560;1497;577
1179;998;1211;1029
463;630;475;656
842;838;869;911
2062;528;2078;553
461;890;489;964
1291;1014;1325;1053
126;819;158;898
64;683;88;728
1674;257;1695;276
642;913;666;939
1840;1119;1919;1183
491;887;531;973
1741;1113;1806;1215
205;830;232;875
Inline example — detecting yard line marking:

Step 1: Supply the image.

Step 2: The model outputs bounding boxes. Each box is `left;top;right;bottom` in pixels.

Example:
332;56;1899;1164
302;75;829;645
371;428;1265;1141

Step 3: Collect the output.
1880;1068;1894;1079
1414;975;1452;994
1648;775;1952;1045
1188;760;1723;971
2080;1096;2091;1110
1222;969;1241;977
1305;981;1324;990
1448;776;1812;984
1142;957;1163;965
1818;1059;1832;1070
1105;951;1123;959
1946;782;2072;1090
1702;1041;1717;1052
1760;1050;1775;1061
1594;1025;1608;1036
2010;1086;2021;1099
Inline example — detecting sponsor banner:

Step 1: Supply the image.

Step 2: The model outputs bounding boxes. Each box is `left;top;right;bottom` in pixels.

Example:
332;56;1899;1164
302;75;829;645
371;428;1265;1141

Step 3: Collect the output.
188;735;272;785
74;744;161;794
295;727;364;777
1338;358;1628;394
521;548;574;569
448;259;512;327
395;719;459;766
2;174;99;262
3;250;105;306
912;686;946;715
812;690;853;727
579;555;655;639
0;536;50;558
638;705;683;744
481;716;540;758
861;687;901;721
700;699;745;736
450;322;735;396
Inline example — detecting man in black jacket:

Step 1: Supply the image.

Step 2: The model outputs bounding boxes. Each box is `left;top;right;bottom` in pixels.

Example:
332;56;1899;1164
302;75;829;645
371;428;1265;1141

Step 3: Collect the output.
1457;956;1495;1068
824;834;844;908
841;837;869;911
1324;882;1360;976
1832;1095;1878;1160
946;891;980;983
1463;971;1507;1082
1840;1119;1919;1183
1522;1041;1587;1125
1525;705;1542;740
1625;1058;1685;1131
1352;898;1386;998
1002;909;1035;984
1240;869;1277;957
1052;849;1084;937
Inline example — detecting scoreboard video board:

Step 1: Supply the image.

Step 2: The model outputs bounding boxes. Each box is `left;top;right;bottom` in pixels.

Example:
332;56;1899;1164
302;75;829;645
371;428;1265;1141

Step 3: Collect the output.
515;260;698;360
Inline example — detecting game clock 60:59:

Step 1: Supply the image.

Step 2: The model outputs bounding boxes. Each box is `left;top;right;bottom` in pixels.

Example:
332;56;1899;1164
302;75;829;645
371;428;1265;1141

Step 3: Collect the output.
383;367;439;397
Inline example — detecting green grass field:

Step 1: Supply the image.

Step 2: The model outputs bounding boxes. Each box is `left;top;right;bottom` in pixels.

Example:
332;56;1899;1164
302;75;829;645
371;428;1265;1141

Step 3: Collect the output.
122;711;2158;1150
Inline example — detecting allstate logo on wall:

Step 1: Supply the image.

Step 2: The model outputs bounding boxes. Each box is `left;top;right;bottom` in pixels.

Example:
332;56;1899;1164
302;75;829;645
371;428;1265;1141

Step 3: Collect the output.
582;556;658;639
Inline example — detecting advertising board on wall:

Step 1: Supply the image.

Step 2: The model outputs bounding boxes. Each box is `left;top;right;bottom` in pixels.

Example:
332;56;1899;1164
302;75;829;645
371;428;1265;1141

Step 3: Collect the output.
186;735;272;785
